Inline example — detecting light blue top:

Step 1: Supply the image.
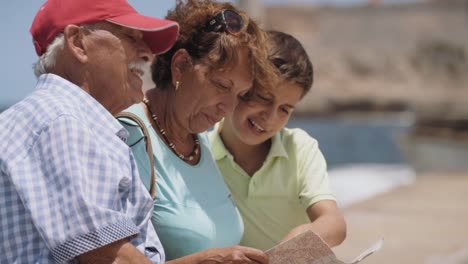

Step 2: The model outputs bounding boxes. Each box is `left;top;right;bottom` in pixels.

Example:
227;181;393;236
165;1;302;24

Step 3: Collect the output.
121;104;243;260
0;74;164;264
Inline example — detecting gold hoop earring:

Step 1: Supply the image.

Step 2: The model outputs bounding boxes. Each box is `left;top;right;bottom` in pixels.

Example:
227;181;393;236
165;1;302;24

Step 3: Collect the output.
175;81;180;92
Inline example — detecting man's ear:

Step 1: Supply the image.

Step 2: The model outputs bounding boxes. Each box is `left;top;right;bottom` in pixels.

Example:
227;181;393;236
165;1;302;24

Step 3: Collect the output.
63;25;88;63
171;49;192;85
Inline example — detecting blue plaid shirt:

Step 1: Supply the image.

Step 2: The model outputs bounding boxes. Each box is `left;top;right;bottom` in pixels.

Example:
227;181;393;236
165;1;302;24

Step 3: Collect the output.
0;74;165;263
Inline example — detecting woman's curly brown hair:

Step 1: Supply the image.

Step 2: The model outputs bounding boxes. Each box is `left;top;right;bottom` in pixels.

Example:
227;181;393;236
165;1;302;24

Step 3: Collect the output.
151;0;277;94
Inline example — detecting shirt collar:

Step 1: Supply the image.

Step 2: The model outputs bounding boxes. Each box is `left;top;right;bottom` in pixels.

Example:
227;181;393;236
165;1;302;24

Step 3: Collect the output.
36;74;127;140
268;132;289;160
210;121;289;161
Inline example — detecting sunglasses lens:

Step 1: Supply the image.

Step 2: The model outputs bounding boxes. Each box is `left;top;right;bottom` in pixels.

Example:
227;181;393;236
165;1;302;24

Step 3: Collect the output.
224;10;243;33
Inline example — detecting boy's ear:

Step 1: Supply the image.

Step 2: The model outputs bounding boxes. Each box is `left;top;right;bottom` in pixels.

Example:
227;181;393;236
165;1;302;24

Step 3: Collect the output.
171;49;192;85
63;25;88;63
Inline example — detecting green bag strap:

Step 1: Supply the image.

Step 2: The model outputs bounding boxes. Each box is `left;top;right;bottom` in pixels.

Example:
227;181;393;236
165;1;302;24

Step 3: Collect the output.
116;111;156;199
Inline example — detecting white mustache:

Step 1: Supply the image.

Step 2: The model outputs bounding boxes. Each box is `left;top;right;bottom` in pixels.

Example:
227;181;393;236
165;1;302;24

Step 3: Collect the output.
128;61;146;76
129;61;155;91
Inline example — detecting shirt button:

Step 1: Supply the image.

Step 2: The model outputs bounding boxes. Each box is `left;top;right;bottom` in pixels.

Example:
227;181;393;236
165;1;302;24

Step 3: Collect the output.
250;180;256;190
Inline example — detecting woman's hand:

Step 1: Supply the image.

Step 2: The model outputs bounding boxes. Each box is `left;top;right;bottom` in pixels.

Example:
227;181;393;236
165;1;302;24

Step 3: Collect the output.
167;245;268;264
201;246;268;264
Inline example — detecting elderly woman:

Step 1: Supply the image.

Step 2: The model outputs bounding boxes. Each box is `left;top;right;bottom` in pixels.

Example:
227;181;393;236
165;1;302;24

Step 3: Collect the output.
120;0;276;263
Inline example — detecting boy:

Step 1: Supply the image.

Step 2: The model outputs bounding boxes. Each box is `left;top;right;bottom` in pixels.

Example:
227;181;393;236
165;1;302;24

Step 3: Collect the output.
209;31;346;250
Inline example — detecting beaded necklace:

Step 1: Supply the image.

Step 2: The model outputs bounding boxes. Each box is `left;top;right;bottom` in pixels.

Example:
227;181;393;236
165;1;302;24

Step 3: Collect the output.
143;99;200;162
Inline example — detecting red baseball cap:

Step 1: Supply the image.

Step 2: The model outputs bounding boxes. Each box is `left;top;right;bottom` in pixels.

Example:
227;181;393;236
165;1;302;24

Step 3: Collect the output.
30;0;179;56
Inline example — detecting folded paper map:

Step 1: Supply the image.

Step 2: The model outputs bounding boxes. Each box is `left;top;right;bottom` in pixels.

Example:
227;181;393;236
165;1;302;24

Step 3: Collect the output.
265;231;383;264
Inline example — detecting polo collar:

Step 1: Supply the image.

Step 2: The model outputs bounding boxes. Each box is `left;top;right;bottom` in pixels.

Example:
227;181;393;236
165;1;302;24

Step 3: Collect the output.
268;132;289;160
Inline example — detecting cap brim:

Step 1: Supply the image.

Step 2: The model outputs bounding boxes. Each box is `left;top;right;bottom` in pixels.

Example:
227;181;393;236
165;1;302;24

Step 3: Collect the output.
107;13;179;55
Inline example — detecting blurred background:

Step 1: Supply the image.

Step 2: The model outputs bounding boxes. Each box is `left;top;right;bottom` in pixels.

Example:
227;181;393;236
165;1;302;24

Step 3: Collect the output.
1;0;467;263
238;1;468;263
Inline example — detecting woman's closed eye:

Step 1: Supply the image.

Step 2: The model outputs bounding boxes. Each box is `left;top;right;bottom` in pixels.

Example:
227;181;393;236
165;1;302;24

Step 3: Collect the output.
212;79;231;92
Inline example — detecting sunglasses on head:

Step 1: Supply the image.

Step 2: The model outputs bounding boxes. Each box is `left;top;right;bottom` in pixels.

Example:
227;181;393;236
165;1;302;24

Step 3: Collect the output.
204;9;243;34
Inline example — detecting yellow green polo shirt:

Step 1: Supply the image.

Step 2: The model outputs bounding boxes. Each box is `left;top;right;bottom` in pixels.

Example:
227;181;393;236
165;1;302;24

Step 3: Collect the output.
208;125;336;250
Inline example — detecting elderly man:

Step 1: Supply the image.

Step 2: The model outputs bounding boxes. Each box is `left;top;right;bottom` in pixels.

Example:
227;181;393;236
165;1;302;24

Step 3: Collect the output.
0;0;178;263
